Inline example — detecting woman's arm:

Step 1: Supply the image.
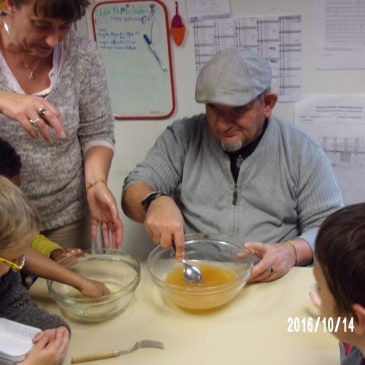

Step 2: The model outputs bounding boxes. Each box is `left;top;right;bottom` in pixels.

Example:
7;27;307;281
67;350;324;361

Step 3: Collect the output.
84;145;123;248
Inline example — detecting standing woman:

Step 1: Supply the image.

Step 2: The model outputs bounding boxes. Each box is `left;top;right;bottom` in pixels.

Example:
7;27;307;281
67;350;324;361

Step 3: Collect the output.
0;0;123;249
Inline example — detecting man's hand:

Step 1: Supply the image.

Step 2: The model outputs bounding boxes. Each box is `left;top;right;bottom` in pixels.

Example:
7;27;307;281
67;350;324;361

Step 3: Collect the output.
144;196;185;261
238;241;296;283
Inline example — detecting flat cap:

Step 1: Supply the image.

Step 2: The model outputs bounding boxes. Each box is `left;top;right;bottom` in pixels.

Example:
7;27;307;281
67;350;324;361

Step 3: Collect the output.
195;48;272;107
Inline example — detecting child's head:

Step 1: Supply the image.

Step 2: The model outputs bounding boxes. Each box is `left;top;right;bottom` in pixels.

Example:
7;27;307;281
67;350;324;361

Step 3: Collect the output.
0;137;22;186
314;203;365;346
0;176;40;275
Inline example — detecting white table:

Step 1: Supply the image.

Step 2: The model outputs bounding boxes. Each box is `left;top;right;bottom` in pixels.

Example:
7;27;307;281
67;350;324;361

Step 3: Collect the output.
30;265;339;365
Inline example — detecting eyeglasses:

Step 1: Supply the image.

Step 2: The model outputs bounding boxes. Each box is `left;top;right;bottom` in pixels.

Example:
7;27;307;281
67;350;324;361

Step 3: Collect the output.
0;255;26;272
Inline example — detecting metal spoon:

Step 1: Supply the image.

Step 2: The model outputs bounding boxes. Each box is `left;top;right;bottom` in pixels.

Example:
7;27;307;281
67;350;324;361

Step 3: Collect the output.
172;241;202;283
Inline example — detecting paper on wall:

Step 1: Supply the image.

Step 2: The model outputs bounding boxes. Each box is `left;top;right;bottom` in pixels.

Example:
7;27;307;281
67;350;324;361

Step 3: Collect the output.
193;15;302;102
185;0;231;23
314;0;365;69
295;94;365;204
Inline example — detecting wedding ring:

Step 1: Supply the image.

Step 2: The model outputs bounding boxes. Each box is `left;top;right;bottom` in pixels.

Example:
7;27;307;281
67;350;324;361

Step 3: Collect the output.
267;266;274;277
38;107;47;118
29;118;41;127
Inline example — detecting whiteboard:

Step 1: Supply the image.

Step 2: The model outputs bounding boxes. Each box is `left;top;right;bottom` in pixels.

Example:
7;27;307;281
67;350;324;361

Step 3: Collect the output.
91;0;175;119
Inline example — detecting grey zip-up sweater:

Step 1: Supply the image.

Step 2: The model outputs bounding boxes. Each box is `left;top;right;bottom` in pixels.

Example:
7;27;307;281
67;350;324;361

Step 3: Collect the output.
123;114;343;249
0;270;69;332
0;31;114;230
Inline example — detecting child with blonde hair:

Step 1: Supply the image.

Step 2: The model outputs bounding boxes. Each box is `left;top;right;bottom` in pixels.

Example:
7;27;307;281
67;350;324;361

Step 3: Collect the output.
0;176;108;364
0;176;69;364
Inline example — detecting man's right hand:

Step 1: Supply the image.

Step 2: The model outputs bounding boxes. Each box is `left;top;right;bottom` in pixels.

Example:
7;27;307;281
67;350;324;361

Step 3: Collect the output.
144;195;185;261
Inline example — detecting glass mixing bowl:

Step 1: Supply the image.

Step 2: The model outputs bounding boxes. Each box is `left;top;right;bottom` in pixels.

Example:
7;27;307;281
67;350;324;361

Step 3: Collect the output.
147;233;254;311
47;251;140;322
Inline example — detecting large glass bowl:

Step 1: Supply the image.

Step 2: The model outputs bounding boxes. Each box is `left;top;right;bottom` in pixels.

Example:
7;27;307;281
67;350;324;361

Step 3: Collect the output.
147;233;254;311
47;251;140;322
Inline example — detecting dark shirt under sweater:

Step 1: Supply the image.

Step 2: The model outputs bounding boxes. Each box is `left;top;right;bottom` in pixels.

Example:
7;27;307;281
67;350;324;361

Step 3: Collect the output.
227;121;268;182
0;270;69;331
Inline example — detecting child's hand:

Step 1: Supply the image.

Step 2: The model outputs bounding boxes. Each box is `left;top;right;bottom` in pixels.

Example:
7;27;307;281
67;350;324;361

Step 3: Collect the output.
79;277;110;298
20;327;69;365
51;248;84;265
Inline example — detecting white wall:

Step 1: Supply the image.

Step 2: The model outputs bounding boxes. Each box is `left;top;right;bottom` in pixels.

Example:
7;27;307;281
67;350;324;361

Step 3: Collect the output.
89;0;365;257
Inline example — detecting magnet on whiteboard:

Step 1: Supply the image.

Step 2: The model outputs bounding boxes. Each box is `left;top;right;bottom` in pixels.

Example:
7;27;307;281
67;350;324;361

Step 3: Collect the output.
171;1;185;46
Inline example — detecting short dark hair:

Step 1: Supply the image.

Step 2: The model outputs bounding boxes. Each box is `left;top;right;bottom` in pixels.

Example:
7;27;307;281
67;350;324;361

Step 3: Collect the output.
315;203;365;315
0;137;22;178
13;0;90;22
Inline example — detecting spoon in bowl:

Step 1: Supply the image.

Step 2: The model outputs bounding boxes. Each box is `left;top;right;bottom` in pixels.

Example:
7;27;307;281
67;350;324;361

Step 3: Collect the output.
172;241;202;283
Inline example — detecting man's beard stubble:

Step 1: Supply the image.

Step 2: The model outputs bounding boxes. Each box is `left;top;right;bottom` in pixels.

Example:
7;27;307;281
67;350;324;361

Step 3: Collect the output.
221;140;243;152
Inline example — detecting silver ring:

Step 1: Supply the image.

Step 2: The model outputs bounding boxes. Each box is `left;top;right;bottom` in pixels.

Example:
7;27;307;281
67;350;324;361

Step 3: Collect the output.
29;118;41;127
38;107;47;118
267;267;274;277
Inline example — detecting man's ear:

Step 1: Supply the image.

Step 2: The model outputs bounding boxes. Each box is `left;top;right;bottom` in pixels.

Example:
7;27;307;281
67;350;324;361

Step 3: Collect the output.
263;92;278;118
5;0;15;13
352;303;365;336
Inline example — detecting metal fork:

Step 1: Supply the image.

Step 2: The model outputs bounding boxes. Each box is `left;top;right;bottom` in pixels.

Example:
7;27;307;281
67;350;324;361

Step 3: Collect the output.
71;340;164;363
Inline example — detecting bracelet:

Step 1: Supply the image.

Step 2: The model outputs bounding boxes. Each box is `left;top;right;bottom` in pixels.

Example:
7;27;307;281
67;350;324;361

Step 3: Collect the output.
86;179;106;193
286;240;298;266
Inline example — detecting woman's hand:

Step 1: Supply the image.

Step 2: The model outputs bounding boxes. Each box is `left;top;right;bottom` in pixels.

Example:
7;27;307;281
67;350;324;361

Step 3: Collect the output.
20;327;69;365
0;92;65;143
87;182;123;249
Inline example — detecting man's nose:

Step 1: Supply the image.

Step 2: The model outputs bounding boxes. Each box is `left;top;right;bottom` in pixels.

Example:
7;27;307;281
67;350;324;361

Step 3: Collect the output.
216;112;236;125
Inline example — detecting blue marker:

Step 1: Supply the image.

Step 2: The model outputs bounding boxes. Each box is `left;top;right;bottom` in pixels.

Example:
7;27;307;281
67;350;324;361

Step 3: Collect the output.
143;34;167;71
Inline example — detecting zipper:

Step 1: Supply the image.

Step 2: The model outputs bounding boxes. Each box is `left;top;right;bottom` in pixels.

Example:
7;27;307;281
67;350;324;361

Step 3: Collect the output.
232;183;238;205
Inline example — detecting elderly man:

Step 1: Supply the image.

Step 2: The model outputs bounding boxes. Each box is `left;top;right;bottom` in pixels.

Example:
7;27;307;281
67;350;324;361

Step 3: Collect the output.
122;48;343;283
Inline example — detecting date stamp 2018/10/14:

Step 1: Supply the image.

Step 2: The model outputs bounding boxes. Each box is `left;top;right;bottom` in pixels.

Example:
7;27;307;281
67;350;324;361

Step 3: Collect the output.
287;316;354;333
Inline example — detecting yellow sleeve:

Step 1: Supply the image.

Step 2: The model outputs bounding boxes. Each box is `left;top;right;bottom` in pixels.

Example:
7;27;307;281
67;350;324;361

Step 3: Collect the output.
31;234;63;258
